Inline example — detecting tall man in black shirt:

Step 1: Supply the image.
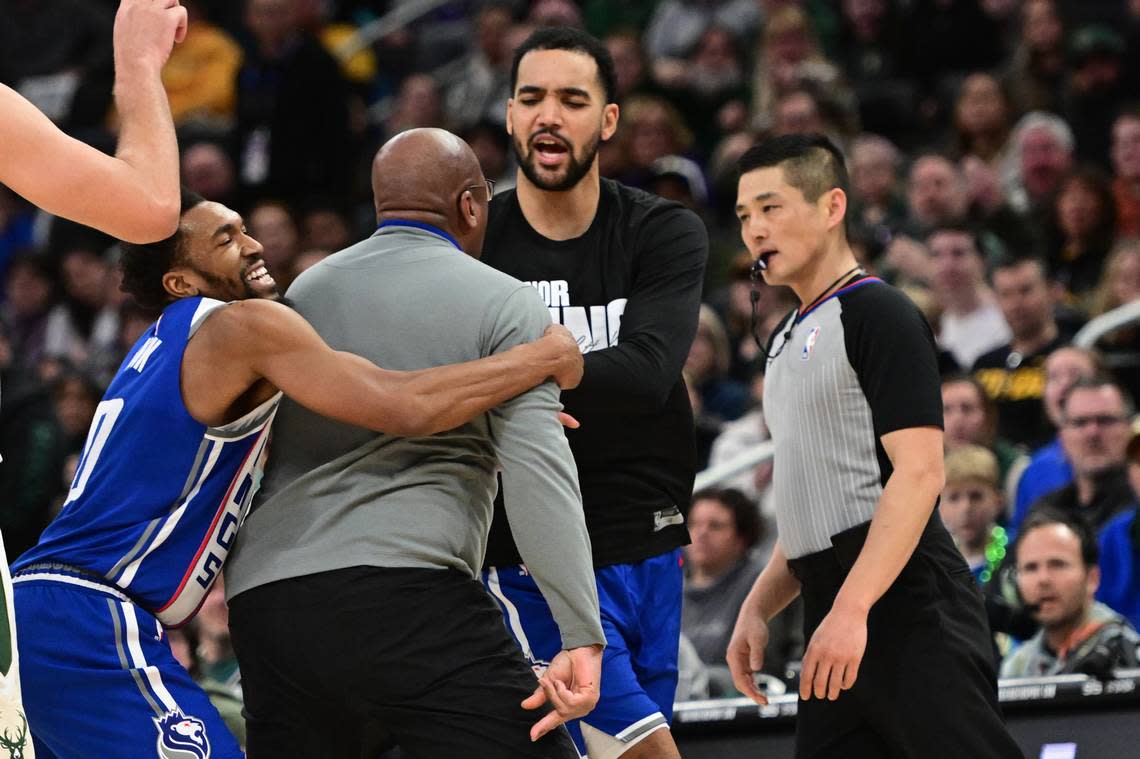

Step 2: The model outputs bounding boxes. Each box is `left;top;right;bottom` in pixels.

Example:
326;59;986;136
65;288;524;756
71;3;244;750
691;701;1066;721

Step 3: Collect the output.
725;135;1023;758
480;27;707;759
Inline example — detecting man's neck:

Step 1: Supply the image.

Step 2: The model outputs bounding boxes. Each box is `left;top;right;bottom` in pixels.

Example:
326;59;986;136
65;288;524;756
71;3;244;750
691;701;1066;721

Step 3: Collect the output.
1011;321;1058;357
515;167;601;241
688;558;739;590
788;243;861;308
1044;607;1094;654
942;284;986;316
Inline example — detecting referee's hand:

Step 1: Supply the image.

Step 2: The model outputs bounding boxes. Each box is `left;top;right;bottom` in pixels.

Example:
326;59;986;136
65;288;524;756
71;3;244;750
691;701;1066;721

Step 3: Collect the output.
799;604;867;701
726;609;770;705
522;644;603;742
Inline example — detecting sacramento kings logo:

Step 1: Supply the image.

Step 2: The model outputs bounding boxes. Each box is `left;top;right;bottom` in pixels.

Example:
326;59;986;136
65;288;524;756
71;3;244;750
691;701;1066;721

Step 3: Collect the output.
154;710;211;759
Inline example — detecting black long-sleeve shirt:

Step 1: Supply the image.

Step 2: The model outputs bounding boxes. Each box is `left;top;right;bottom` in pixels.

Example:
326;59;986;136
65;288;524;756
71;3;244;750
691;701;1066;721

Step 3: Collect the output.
482;178;708;567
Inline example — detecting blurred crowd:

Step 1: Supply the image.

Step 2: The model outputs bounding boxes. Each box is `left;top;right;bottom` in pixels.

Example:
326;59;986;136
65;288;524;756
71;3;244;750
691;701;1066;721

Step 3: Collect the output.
3;0;1140;730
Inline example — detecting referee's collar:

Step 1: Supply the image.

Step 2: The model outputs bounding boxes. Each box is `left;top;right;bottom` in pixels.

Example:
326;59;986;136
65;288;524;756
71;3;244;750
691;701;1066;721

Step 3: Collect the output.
376;219;462;250
796;276;882;323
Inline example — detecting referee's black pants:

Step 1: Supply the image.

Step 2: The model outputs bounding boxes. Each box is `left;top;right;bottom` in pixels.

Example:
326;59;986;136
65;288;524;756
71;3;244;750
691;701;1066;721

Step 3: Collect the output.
787;518;1025;759
228;566;579;759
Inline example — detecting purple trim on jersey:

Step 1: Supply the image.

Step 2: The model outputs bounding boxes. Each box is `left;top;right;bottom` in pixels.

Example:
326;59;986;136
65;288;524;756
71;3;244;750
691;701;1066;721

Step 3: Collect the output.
796;276;883;324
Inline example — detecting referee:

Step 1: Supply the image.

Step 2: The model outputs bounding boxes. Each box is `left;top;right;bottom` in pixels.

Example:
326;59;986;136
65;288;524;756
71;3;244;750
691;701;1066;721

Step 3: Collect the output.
726;134;1024;758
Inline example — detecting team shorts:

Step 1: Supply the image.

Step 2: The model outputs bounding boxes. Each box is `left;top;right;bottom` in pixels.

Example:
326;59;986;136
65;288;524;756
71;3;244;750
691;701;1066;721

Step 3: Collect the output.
13;568;242;759
483;548;683;759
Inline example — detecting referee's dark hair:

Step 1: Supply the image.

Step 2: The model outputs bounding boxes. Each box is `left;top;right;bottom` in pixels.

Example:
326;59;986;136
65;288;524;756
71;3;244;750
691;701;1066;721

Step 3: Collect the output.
510;26;617;105
691;487;764;549
1015;507;1099;569
736;133;850;202
120;187;207;311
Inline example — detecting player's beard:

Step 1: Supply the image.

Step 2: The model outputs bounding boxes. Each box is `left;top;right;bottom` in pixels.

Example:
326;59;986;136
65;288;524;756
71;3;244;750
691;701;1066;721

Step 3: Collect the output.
513;127;602;192
198;268;280;302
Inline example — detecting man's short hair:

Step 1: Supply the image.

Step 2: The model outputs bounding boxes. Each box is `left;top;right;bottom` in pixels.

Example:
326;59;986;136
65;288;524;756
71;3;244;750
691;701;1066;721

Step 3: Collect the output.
510;26;617;104
990;255;1049;286
736;133;849;202
1059;375;1136;420
1016;507;1099;568
691;487;763;549
925;221;982;253
944;444;1000;490
119;188;206;311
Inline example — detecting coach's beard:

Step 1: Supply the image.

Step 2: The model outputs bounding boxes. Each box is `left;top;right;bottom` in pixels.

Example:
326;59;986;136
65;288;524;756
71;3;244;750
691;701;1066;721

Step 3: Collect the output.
513;129;601;192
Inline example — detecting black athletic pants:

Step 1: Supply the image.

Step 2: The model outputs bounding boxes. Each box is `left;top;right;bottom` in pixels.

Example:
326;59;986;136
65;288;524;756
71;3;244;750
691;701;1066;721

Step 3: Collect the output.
228;566;578;759
787;518;1025;759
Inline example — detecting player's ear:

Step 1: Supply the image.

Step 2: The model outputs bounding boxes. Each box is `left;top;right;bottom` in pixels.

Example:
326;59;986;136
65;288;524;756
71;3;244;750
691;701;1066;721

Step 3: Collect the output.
163;269;199;299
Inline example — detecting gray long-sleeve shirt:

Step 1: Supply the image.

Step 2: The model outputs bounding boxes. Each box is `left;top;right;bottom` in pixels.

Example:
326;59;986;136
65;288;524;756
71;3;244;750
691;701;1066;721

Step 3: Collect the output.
224;225;604;650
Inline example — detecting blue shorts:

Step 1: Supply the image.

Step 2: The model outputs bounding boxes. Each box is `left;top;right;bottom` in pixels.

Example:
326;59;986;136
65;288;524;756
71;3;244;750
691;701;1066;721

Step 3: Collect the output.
483;548;683;758
13;570;242;759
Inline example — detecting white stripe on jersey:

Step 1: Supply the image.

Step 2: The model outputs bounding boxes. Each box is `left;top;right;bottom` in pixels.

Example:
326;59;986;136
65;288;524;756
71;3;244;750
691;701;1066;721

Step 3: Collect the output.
485;568;536;666
117;439;224;589
126;337;162;373
121;601;178;712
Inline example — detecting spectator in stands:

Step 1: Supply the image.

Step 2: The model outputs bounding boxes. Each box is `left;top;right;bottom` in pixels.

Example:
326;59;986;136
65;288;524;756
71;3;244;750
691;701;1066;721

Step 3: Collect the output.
1004;0;1066;115
0;319;66;559
952;72;1014;169
50;367;100;453
43;246;120;379
1062;25;1127;169
847;133;908;263
770;86;835;140
0;0;115;135
1012;346;1101;531
685;305;750;423
942;444;1007;584
614;95;694;189
234;0;354;207
299;204;352;254
383;73;446;140
643;0;760;63
1028;377;1135;532
247;199;300;289
942;374;1026;500
973;256;1070;449
831;0;916;143
441;1;513;131
928;223;1011;370
461;119;515;193
1005;111;1074;217
291;249;330;279
603;31;654;103
1090;238;1140;392
905;154;969;234
707;372;773;516
1001;509;1140;678
1097;416;1140;630
2;254;56;373
683;488;801;690
1044;167;1117;306
181;140;238;208
1110;108;1140;237
160;0;242;129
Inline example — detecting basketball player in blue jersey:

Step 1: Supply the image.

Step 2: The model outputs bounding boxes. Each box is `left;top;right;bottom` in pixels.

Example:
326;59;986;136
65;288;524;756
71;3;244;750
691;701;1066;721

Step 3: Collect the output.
10;188;585;759
0;2;187;753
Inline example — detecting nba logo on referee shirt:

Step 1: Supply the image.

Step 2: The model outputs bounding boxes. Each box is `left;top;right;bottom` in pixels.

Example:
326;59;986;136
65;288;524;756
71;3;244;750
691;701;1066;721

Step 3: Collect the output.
801;326;821;361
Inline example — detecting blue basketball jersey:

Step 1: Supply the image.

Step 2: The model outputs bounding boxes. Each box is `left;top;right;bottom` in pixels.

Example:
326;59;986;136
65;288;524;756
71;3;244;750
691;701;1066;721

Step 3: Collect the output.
14;296;280;626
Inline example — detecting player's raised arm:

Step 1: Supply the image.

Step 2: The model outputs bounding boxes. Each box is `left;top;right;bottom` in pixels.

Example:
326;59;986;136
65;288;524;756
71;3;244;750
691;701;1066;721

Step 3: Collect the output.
206;298;583;437
0;0;186;242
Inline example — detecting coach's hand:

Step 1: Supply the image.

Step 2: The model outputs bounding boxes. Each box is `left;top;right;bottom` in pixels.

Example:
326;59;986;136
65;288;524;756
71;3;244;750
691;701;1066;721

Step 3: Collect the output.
523;644;603;742
541;325;584;390
799;603;867;702
726;603;770;705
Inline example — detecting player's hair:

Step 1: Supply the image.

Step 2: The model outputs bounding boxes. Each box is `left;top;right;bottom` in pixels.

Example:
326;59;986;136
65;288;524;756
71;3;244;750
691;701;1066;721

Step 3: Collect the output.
736;133;849;202
510;26;617;104
691;487;763;549
1016;507;1099;568
943;444;1000;489
120;188;207;311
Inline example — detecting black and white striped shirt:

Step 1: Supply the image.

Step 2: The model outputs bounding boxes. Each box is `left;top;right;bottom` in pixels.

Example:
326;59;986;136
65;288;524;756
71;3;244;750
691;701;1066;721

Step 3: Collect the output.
764;277;943;559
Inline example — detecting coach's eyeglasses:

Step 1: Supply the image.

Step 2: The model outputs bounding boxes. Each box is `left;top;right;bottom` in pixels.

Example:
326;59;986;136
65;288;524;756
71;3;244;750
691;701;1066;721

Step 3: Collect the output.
464;178;496;200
